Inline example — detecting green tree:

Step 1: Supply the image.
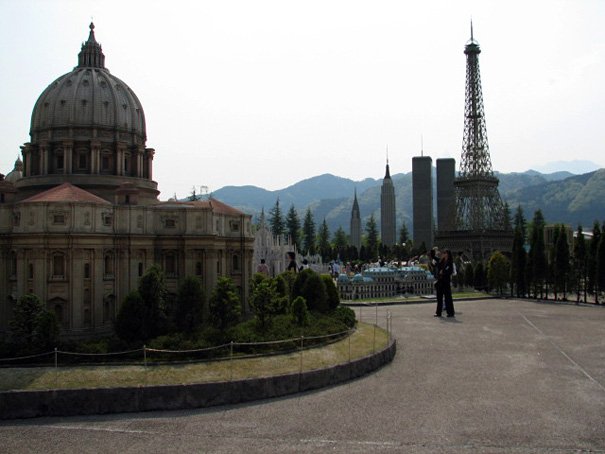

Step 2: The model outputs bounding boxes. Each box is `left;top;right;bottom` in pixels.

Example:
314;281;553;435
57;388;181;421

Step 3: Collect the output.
317;219;331;261
553;224;571;300
399;224;409;244
115;291;147;343
175;276;205;333
528;210;546;298
291;296;309;326
293;269;328;313
269;198;286;237
333;226;348;257
285;204;301;248
365;214;379;260
514;205;527;241
208;277;241;332
511;224;527;297
587;221;601;303
503;202;512;231
138;265;168;338
597;228;605;302
9;293;59;354
572;225;585;302
474;262;486;290
464;262;474;289
321;274;340;311
488;251;510;296
302;208;316;255
249;279;284;331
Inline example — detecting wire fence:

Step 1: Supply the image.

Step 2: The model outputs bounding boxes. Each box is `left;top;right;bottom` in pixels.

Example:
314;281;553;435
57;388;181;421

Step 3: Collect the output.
0;308;393;375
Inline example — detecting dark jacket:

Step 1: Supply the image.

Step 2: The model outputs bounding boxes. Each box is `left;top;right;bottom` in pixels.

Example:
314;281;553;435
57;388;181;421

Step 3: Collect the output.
437;260;453;285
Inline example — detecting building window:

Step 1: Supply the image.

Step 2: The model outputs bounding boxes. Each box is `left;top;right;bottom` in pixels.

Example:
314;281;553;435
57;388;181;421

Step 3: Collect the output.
104;253;114;277
125;195;130;205
103;214;113;226
53;214;65;225
13;211;20;226
165;253;176;277
52;253;65;279
9;251;17;279
230;221;240;232
54;304;64;327
195;261;202;276
138;262;143;277
103;295;115;323
165;218;176;228
28;263;34;280
83;308;92;328
232;254;240;272
56;153;64;171
84;263;90;279
124;156;130;174
78;152;87;170
0;193;4;203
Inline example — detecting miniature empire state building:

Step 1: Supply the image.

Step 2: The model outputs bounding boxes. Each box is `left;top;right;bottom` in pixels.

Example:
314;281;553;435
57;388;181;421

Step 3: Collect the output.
435;25;512;259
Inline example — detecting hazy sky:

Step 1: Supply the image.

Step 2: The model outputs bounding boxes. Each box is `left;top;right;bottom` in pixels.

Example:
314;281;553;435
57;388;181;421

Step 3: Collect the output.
1;0;603;199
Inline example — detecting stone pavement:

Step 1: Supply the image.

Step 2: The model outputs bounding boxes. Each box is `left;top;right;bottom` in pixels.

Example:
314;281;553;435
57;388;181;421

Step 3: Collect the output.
1;299;604;453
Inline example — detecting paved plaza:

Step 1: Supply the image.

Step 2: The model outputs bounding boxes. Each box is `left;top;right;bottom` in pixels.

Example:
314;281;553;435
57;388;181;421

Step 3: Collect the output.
1;299;604;453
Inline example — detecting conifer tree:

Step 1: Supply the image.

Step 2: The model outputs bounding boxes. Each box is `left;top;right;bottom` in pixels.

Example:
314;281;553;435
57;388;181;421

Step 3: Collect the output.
488;251;510;296
399;224;409;244
587;221;601;303
285;204;301;249
302;208;316;255
268;198;285;237
333;226;348;254
317;219;331;261
573;225;586;302
511;224;527;297
528;210;546;298
365;214;379;260
555;225;571;300
596;226;605;303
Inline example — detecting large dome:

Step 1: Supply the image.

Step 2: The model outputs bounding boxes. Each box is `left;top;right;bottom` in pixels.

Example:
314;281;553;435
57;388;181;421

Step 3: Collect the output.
17;23;158;205
30;23;146;144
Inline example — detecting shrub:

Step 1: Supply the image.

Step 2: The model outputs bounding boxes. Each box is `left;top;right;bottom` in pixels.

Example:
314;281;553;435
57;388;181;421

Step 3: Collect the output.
294;270;328;313
175;276;205;333
321;274;340;311
291;296;309;327
331;306;356;328
9;293;59;354
115;291;147;343
209;276;241;332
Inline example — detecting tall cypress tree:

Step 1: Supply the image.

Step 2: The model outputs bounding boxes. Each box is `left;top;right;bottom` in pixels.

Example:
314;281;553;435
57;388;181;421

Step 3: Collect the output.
317;219;331;261
587;221;601;303
302;208;316;255
511;224;527;298
597;224;605;303
269;198;285;237
365;214;379;261
285;204;301;249
573;225;586;302
528;210;546;299
555;225;571;301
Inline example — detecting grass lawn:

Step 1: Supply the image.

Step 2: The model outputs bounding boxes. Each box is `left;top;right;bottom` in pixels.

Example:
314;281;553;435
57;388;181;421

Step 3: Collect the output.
0;322;389;392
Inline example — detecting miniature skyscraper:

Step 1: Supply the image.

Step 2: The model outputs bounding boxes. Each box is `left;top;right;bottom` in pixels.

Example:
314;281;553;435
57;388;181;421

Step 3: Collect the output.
350;189;362;251
435;24;512;258
380;155;396;247
436;158;456;232
412;155;433;252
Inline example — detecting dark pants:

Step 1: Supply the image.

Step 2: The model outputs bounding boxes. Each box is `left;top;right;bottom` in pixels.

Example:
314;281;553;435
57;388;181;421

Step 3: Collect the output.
436;281;455;316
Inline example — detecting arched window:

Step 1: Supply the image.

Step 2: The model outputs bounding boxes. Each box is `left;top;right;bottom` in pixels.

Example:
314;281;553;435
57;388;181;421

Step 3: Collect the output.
232;254;240;272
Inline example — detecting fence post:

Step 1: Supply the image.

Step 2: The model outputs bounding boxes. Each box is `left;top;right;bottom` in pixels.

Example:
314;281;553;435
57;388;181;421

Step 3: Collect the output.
230;341;234;381
299;335;304;374
143;345;147;367
348;330;352;363
359;306;362;323
54;347;58;369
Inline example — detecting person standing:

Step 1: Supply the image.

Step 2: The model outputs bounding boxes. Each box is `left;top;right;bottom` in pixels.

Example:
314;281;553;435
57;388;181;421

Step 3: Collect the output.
434;249;455;318
286;252;298;273
256;258;269;276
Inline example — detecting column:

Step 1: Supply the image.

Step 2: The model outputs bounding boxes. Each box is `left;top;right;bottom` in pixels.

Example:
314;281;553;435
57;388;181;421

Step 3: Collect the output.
63;141;73;174
90;140;101;174
145;148;155;181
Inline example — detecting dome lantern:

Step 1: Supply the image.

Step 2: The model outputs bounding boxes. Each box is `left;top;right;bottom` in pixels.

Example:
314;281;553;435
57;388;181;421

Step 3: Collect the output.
77;22;105;69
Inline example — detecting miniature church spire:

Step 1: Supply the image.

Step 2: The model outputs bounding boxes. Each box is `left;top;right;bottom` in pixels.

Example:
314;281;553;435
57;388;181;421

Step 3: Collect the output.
384;145;391;179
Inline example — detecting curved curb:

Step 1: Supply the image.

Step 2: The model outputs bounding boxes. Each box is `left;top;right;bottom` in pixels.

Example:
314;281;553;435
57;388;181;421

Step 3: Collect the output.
0;339;396;420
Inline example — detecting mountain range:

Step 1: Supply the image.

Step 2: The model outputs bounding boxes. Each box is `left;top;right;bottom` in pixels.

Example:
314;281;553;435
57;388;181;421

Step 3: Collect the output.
211;166;605;235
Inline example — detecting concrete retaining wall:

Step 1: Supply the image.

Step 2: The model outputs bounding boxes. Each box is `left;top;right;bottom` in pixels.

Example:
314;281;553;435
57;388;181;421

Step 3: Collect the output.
0;339;396;419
